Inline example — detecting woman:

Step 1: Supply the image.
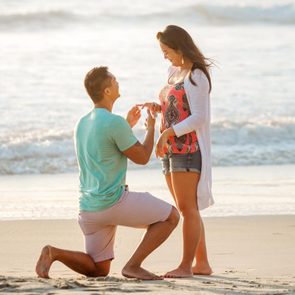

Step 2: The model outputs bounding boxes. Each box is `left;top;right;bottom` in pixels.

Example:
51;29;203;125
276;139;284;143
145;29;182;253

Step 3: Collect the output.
144;25;214;278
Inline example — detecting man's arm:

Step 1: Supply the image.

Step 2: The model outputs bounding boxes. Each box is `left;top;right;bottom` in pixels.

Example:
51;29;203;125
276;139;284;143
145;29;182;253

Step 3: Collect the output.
122;110;155;165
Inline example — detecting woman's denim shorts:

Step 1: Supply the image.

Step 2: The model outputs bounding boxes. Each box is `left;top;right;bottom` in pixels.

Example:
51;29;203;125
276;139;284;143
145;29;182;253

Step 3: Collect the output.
161;148;202;175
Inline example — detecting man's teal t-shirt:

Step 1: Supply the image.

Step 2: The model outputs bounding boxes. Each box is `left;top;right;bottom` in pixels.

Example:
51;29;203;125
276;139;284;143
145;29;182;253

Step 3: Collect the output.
74;108;138;211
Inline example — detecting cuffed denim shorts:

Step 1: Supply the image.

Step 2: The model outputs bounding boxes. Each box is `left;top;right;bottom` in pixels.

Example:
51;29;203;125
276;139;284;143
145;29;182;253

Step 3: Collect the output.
161;148;202;175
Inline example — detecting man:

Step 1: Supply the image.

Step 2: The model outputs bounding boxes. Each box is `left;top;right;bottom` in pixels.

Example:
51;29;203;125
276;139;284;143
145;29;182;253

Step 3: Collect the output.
35;66;179;280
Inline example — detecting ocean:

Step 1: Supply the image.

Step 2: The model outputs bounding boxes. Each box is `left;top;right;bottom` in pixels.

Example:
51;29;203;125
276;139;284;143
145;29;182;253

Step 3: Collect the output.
1;0;295;175
0;0;295;219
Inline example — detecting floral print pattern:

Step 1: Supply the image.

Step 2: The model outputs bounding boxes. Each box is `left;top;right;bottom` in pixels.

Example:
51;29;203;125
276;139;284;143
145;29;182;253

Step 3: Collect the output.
159;82;198;154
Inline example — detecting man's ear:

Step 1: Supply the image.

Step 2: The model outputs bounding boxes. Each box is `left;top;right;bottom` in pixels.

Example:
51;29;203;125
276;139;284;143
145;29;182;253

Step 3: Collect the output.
104;87;111;96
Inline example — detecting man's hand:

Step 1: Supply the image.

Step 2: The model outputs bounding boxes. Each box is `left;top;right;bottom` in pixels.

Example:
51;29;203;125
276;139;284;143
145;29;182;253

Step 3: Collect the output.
126;105;141;128
123;109;155;165
144;109;156;130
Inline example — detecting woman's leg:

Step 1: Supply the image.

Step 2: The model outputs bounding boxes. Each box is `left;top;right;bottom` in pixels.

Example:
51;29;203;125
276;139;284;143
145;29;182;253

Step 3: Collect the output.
192;219;213;275
164;171;201;278
165;172;212;277
165;173;177;204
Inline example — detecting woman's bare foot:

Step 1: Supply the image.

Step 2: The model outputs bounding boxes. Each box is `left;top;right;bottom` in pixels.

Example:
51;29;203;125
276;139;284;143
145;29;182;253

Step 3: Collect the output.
122;264;163;280
35;245;54;278
192;263;213;275
164;266;193;278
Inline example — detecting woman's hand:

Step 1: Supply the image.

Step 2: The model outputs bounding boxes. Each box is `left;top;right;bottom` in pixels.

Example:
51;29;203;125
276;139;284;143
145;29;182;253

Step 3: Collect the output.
155;127;175;158
126;105;141;128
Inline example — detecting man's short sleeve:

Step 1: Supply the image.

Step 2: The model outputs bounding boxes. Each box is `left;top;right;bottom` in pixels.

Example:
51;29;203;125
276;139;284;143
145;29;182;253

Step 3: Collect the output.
111;116;138;151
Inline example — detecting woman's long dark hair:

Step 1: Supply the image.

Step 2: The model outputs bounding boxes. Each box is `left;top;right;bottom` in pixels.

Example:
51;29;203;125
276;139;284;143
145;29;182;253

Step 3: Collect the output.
157;25;213;92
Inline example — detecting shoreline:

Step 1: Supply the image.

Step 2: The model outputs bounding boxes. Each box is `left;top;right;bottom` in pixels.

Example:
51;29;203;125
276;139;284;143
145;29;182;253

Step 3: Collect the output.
1;164;294;220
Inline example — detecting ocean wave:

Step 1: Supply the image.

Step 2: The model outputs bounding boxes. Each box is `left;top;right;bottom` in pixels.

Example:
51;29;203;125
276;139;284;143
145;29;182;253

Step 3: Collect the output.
0;3;294;31
211;117;295;145
0;129;77;175
187;3;295;25
0;10;80;30
1;118;294;175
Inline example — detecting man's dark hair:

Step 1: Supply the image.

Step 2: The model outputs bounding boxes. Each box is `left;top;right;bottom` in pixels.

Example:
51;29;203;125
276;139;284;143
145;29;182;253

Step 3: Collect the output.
84;66;111;102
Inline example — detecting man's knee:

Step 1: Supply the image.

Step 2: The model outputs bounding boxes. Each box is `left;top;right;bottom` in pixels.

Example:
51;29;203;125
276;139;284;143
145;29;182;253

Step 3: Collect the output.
88;260;111;277
166;206;180;227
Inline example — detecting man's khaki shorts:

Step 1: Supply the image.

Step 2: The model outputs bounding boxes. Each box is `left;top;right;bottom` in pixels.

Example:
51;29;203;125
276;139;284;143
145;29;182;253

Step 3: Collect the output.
78;189;172;262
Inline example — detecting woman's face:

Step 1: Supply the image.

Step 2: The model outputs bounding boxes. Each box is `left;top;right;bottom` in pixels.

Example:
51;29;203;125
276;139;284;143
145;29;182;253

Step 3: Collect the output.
160;42;183;67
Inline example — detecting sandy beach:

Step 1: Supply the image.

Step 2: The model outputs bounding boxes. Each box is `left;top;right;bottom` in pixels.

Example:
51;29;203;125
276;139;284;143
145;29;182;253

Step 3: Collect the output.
0;166;295;294
0;216;294;294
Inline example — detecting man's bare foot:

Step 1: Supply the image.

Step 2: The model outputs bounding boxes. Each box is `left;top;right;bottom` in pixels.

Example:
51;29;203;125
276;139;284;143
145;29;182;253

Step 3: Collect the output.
122;265;163;280
192;263;213;275
35;245;54;278
164;267;193;278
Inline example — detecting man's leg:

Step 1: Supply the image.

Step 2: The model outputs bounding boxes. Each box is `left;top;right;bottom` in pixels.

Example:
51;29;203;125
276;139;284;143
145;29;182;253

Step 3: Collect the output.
36;245;111;278
122;207;179;280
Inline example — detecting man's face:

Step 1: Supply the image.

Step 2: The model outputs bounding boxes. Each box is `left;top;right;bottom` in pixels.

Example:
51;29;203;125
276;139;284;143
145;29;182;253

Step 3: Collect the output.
105;73;120;99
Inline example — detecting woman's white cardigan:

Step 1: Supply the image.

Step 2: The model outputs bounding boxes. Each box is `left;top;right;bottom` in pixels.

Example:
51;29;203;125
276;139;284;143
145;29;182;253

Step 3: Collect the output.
169;66;214;210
